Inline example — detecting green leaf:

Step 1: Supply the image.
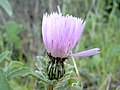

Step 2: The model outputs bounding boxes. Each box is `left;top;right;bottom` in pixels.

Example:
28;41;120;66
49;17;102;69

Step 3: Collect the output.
36;56;47;69
0;68;12;90
35;70;47;79
64;64;75;77
6;61;24;75
66;64;75;71
7;67;32;78
4;21;22;48
5;21;21;34
35;70;48;84
55;77;81;90
68;78;78;86
0;51;9;63
0;0;13;17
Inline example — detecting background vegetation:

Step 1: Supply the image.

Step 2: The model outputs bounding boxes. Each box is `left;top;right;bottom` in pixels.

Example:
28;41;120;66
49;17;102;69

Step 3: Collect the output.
0;0;120;90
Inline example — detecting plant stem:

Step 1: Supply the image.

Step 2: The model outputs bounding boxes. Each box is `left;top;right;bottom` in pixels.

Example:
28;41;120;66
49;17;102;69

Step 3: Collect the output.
71;56;81;80
47;84;53;90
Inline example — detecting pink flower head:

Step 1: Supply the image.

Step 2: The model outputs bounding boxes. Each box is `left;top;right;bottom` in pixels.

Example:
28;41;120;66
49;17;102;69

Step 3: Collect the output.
42;12;100;58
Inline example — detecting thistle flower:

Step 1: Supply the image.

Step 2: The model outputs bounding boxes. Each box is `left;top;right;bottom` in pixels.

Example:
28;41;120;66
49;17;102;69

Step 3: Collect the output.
42;12;100;58
42;12;100;80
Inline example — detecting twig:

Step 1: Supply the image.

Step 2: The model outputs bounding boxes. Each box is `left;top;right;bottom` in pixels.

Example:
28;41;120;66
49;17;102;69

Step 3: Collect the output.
71;56;81;80
106;74;112;90
99;74;112;90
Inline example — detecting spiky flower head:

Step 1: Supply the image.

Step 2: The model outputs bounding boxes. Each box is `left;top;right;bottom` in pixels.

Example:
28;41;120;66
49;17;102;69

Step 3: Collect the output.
42;12;100;58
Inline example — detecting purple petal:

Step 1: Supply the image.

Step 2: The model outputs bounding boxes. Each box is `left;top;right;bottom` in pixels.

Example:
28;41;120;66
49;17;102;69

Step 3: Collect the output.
70;21;86;50
42;12;98;58
70;48;100;57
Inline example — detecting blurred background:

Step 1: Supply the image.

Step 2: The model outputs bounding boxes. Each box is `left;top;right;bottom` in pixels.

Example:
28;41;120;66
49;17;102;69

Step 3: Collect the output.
0;0;120;90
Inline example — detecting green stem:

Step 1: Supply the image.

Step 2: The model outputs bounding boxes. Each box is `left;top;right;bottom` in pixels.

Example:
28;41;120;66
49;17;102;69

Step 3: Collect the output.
47;84;53;90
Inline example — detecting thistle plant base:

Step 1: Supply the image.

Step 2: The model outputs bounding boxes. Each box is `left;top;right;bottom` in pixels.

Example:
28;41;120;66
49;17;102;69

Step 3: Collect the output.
47;53;67;80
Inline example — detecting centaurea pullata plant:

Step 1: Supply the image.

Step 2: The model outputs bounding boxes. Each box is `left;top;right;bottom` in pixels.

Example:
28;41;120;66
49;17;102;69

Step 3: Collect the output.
42;11;100;86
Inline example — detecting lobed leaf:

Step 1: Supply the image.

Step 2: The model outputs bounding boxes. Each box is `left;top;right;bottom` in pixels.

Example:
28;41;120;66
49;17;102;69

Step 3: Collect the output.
6;61;24;75
7;67;33;78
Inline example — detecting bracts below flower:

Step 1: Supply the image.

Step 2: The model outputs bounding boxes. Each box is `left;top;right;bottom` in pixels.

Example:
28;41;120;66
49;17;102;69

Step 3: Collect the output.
47;53;67;80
